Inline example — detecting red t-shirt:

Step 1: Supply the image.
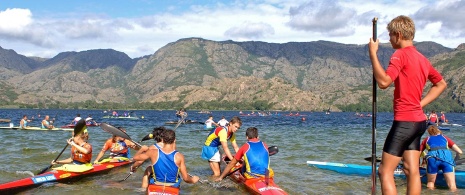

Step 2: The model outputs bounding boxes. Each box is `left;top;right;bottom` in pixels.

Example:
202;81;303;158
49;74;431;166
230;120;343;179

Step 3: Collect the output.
386;46;443;121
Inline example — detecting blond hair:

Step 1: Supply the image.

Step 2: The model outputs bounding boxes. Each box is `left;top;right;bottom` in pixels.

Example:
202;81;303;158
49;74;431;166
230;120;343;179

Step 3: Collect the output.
387;15;415;40
427;125;442;136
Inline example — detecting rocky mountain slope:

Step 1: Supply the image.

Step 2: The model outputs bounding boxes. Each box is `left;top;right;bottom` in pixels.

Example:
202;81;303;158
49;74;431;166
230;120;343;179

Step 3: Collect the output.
0;38;462;111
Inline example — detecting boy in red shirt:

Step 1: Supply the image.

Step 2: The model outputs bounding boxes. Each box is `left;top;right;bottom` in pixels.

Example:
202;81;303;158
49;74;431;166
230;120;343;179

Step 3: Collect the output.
369;15;447;195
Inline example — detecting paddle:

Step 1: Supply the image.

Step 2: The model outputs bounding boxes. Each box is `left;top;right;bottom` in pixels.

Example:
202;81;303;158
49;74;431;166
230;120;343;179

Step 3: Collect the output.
370;16;378;195
0;119;11;123
37;119;87;175
223;146;279;178
172;113;187;131
364;156;382;163
99;123;142;148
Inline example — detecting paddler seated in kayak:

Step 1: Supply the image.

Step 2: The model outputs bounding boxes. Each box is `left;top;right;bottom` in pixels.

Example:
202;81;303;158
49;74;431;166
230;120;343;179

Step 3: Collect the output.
131;129;199;189
140;126;166;188
41;115;55;129
71;114;82;125
428;110;439;126
215;127;274;181
20;115;32;129
217;116;229;127
204;115;219;130
51;129;92;165
420;125;463;191
201;116;242;177
85;114;98;126
93;127;137;164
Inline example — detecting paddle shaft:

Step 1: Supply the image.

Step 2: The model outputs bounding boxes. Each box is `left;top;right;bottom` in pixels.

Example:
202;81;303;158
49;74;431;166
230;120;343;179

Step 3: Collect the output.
37;143;69;175
371;16;378;195
173;114;187;131
120;172;133;182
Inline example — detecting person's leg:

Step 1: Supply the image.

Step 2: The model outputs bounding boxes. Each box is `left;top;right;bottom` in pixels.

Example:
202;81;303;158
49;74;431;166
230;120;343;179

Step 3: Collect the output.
402;150;422;194
379;152;402;195
425;157;439;190
442;161;457;191
209;161;220;176
141;166;152;188
444;172;457;191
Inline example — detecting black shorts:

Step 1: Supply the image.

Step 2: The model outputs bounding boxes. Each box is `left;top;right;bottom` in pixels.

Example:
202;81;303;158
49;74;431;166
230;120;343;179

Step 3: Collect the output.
383;120;427;157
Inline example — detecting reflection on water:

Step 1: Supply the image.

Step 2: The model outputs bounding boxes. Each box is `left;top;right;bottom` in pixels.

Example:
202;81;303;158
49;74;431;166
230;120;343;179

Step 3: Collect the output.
0;109;464;194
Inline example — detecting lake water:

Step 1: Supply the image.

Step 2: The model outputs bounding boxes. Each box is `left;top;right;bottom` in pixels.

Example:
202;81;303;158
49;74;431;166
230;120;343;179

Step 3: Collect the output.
0;109;464;195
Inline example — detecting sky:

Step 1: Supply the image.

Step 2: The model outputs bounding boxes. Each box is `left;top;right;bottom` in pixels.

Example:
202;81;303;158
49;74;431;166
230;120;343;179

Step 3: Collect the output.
0;0;464;58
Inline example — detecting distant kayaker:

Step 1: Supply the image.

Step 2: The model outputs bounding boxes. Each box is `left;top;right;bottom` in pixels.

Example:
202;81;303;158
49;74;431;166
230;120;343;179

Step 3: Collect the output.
369;15;447;194
204;115;219;130
72;114;82;125
52;128;92;165
85;114;98;126
19;115;32;129
420;125;462;191
93;127;137;164
215;127;274;181
439;111;447;123
217;116;229;127
41;115;54;129
175;108;187;122
201;116;242;177
132;129;199;189
428;110;439;126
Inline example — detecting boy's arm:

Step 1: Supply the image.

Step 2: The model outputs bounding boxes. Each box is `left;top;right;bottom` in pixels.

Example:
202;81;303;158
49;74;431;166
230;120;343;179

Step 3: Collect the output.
131;145;151;170
420;79;447;108
368;38;392;89
221;141;234;161
177;153;199;184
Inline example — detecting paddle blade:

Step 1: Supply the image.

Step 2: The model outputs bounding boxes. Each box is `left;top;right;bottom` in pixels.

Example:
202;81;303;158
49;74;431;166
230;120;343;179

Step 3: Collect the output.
74;119;87;137
100;123;131;140
140;133;154;142
37;165;53;175
100;123;142;148
364;156;382;162
268;146;279;156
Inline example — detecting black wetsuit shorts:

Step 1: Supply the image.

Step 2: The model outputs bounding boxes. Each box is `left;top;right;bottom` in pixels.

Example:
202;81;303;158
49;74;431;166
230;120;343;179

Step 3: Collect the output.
383;120;427;157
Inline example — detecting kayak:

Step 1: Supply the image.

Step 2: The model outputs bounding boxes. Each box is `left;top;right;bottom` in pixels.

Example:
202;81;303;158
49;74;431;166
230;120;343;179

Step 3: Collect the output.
227;164;288;195
440;122;463;127
61;123;99;128
146;184;180;195
164;120;200;125
0;159;132;194
0;126;73;131
438;126;450;131
307;160;465;188
0;119;11;123
102;116;139;120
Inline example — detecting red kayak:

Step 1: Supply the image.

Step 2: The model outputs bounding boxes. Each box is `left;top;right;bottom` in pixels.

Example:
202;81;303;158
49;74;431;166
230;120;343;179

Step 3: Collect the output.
61;123;99;128
228;164;288;195
0;160;131;194
146;184;180;195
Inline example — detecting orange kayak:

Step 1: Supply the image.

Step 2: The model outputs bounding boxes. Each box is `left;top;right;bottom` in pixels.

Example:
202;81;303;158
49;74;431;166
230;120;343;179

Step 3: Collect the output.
146;184;180;195
228;165;288;195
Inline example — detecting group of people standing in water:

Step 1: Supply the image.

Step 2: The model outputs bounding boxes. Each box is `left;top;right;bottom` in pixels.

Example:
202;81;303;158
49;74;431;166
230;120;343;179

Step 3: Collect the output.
46;115;274;193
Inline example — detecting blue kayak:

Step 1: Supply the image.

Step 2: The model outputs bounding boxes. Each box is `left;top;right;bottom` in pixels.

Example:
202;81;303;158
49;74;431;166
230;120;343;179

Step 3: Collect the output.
439;126;450;131
307;160;465;188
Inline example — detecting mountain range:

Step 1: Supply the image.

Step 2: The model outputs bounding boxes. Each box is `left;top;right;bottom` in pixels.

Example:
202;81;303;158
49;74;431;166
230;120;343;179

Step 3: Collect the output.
0;38;464;111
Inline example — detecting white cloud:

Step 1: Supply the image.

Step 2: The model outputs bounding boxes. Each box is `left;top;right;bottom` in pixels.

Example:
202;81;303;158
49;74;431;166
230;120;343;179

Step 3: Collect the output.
0;1;464;58
225;22;275;39
287;0;357;36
